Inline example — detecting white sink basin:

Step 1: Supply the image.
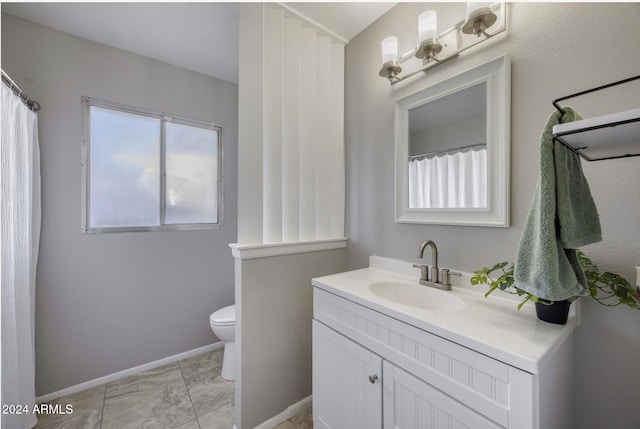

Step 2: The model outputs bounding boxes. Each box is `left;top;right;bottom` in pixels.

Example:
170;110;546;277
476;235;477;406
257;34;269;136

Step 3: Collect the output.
369;282;465;311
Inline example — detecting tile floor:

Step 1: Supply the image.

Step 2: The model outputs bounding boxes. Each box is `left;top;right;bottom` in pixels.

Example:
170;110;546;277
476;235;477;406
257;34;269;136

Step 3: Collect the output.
33;348;312;429
273;406;312;429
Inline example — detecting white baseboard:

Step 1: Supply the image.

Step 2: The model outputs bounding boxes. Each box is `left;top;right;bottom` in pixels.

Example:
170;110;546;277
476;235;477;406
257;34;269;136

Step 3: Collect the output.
36;342;224;403
253;395;312;429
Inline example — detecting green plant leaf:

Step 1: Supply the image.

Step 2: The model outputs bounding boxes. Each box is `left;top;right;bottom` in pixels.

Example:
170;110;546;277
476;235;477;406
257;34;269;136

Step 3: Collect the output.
470;252;639;312
579;250;640;311
517;294;532;310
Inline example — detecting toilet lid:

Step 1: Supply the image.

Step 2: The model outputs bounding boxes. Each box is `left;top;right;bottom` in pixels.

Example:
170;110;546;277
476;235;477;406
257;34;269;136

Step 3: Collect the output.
210;304;235;326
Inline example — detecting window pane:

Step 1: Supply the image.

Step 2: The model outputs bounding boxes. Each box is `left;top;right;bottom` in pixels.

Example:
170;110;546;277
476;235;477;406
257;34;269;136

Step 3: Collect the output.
89;106;161;228
165;122;219;224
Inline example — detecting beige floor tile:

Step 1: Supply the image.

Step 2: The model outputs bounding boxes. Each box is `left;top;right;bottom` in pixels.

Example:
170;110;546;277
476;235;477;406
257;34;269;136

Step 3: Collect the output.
34;385;105;428
185;369;234;417
273;420;295;429
174;419;201;429
290;407;312;429
198;403;234;429
33;408;102;429
184;365;222;389
105;362;183;400
34;350;236;429
179;349;224;379
101;379;195;429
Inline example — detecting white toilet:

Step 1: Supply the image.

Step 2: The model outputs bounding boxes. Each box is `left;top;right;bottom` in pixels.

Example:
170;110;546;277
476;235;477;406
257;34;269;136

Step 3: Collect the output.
209;305;236;381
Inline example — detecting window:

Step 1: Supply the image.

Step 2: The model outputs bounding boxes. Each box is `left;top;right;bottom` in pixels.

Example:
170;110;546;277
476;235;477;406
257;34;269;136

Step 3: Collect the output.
82;97;222;233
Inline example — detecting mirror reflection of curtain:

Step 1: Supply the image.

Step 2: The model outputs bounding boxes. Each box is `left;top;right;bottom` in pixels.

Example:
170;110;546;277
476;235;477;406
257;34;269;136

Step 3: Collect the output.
409;147;487;208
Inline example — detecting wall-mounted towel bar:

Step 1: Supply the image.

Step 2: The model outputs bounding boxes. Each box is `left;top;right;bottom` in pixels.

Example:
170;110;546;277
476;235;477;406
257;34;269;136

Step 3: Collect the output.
552;75;640;161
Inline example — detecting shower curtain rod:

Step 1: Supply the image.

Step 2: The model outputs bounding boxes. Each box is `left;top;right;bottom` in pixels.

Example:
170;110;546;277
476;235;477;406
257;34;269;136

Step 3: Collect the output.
409;143;486;160
1;69;41;112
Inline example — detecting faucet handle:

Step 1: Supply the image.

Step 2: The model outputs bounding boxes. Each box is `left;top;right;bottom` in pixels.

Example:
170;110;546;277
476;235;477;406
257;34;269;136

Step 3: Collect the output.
412;263;429;281
440;268;462;285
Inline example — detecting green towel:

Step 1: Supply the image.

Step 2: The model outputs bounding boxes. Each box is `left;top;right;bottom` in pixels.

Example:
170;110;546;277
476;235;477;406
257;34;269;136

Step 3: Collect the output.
514;107;602;301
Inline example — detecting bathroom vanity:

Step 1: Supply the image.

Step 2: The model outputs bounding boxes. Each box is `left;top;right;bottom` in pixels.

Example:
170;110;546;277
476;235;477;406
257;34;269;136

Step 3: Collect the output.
312;256;576;429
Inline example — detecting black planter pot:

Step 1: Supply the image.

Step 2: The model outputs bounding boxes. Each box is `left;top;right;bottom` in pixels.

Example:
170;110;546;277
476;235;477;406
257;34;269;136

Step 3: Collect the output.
535;299;571;324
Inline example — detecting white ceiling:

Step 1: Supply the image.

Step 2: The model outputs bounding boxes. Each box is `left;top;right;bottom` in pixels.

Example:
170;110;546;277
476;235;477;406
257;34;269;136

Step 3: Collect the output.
2;2;396;84
281;2;395;41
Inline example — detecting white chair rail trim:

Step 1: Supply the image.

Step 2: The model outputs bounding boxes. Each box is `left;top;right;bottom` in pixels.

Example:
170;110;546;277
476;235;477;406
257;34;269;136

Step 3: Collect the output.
229;238;347;260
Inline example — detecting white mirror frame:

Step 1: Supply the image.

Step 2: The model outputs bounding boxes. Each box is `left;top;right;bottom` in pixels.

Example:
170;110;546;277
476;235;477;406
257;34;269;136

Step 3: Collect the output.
395;54;511;227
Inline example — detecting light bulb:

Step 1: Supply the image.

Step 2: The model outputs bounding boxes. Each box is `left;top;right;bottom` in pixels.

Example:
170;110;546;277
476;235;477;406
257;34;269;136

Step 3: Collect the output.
466;2;493;21
381;36;399;65
417;10;438;45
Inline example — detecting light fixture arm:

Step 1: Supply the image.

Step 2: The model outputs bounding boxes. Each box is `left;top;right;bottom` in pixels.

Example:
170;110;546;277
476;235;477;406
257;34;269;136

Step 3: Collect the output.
391;54;459;84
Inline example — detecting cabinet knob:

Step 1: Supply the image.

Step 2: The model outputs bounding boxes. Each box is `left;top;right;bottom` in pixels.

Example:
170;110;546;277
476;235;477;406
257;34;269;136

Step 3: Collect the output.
369;374;378;384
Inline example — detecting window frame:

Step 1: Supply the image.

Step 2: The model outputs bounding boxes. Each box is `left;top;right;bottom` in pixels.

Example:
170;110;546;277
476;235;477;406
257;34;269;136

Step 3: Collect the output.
81;96;224;234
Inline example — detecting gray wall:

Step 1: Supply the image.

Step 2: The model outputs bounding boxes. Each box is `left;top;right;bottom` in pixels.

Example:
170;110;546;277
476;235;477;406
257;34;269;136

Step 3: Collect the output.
2;14;238;396
345;3;640;429
235;249;346;429
410;114;485;155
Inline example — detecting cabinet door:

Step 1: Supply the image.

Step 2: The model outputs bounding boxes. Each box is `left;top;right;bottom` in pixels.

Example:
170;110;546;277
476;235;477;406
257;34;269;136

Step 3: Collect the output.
383;361;503;429
313;320;383;429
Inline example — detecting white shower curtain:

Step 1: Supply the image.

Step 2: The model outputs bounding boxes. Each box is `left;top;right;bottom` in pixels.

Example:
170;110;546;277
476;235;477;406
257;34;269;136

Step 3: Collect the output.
409;147;487;209
1;81;41;429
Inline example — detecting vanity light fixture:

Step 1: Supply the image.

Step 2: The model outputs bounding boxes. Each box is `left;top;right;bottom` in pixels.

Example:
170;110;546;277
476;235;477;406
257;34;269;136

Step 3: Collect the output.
379;36;402;80
379;2;506;85
462;2;497;37
415;10;442;61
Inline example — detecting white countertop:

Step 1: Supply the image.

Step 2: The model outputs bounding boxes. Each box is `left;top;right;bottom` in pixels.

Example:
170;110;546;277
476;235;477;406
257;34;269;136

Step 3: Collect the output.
312;256;578;374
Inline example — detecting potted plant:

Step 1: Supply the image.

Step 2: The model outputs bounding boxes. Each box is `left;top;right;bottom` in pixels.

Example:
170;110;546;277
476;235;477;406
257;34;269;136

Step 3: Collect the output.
470;251;640;324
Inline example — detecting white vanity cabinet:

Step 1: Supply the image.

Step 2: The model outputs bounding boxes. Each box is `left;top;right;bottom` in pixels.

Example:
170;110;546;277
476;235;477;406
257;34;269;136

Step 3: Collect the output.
312;283;574;429
313;320;382;429
382;361;502;429
314;319;502;429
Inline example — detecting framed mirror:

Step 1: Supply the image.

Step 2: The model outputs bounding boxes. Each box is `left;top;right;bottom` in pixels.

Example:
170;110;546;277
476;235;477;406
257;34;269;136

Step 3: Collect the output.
395;55;510;226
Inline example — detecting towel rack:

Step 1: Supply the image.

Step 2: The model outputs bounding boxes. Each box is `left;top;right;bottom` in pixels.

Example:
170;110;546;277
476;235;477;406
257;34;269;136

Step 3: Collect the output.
552;74;640;161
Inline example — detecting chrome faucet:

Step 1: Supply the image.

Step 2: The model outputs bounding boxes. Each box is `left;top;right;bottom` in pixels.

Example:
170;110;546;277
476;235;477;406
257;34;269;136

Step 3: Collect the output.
413;240;460;291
